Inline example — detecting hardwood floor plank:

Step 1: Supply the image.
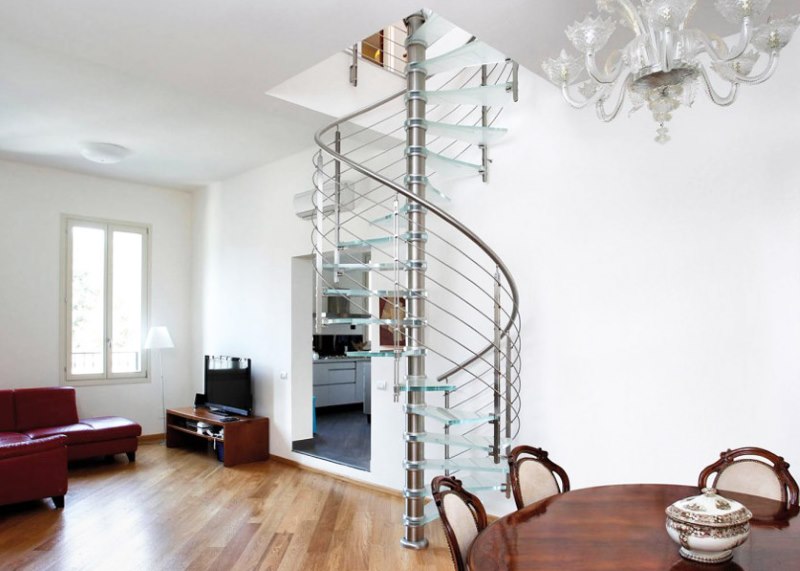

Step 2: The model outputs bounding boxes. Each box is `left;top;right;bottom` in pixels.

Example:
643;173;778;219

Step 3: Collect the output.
0;443;456;570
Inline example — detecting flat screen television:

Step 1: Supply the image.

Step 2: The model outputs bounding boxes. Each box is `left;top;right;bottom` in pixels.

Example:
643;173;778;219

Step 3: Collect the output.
204;355;252;416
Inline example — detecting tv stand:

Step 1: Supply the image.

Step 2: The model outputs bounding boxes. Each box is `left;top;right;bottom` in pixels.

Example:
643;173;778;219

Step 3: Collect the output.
165;407;269;467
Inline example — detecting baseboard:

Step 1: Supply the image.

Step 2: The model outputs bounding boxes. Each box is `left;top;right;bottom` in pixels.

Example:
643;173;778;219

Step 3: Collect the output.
138;433;164;443
270;453;403;499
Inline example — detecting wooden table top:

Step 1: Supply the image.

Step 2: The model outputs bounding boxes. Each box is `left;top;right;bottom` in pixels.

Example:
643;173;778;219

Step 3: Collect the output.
468;484;800;571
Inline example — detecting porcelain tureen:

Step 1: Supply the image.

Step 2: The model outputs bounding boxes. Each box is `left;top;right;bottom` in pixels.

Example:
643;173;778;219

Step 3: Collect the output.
665;488;752;564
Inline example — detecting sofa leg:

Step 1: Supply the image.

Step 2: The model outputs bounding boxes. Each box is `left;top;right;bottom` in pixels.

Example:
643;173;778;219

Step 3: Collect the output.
126;451;136;462
52;495;65;509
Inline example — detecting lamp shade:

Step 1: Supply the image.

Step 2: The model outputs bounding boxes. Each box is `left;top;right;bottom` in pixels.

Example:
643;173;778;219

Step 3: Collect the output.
144;326;174;350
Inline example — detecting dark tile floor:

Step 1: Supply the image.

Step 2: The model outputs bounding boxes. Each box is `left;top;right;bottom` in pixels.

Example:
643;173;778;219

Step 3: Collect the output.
292;405;370;471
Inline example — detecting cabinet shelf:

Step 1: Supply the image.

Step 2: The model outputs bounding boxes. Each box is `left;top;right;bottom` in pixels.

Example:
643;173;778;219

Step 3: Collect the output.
165;407;269;467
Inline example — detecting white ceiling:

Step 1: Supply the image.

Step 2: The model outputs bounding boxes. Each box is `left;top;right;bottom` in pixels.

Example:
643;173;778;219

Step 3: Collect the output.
0;0;797;190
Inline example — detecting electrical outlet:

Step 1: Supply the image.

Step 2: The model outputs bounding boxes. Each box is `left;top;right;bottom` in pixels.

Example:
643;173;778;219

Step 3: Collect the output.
377;381;387;390
279;371;288;379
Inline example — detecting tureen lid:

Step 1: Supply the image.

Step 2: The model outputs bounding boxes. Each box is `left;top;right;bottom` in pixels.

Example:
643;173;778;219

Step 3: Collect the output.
665;488;752;527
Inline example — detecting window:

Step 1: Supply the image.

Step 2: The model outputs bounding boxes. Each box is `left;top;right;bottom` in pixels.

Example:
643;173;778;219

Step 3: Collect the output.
63;216;149;382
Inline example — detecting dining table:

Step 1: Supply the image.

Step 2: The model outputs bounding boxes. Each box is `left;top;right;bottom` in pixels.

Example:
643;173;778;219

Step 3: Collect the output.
467;484;799;570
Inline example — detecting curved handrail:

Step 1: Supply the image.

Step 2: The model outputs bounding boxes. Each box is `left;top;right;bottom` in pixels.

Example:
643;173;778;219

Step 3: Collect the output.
314;99;520;383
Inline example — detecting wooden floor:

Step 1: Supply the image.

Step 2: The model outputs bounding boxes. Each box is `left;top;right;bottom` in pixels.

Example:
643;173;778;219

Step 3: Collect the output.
0;442;454;570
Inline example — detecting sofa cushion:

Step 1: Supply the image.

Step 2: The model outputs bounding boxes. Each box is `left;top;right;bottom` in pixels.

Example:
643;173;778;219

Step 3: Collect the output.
0;434;67;461
80;416;142;440
0;390;15;432
23;423;98;446
0;432;32;445
14;387;79;431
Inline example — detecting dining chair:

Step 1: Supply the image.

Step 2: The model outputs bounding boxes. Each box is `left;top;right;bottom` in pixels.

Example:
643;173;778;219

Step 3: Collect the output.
432;475;488;571
698;446;799;507
508;445;570;510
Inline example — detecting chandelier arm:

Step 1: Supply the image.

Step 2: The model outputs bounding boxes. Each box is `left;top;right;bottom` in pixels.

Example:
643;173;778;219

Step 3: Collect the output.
585;51;625;85
607;0;645;36
695;18;754;64
732;50;780;85
561;83;598;109
663;28;675;73
698;67;739;107
595;76;630;122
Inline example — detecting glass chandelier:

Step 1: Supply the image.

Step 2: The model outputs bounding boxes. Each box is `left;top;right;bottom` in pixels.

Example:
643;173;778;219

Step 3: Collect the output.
542;0;800;143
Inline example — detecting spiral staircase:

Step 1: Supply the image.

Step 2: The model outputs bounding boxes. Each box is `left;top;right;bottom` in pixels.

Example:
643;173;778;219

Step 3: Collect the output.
309;11;521;548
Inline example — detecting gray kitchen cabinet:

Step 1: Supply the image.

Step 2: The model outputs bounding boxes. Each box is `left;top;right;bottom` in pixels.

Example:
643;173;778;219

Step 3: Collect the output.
357;360;371;417
313;360;362;408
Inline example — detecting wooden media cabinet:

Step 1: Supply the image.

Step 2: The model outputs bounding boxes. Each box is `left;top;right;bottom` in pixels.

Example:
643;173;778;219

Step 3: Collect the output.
165;407;269;467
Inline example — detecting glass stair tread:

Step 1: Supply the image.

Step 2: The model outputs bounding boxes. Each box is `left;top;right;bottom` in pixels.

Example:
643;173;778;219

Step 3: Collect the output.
337;231;427;249
407;12;454;48
404;404;497;426
413;475;506;498
427;151;483;175
322;317;425;326
424;120;508;145
424;83;513;107
323;261;426;272
410;40;507;76
399;376;456;392
345;348;426;358
322;288;425;298
369;204;416;223
405;432;512;452
404;502;439;527
407;457;510;474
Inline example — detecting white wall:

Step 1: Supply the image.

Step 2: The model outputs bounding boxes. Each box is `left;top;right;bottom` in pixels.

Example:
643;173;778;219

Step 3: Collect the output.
0;159;193;434
449;63;800;514
192;147;409;489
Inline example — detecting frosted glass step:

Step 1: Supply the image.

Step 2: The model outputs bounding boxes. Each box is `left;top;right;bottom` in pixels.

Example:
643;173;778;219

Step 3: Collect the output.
423;120;508;145
399;376;456;392
406;457;510;474
407;12;454;47
427;151;484;175
407;475;506;499
369;204;416;224
410;41;507;76
322;317;425;327
323;288;426;299
404;501;439;527
337;231;427;249
323;261;427;272
404;404;497;426
424;83;514;107
406;432;512;452
346;348;426;358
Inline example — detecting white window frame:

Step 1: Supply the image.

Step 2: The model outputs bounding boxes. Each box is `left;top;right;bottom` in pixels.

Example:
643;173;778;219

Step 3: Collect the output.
61;215;151;385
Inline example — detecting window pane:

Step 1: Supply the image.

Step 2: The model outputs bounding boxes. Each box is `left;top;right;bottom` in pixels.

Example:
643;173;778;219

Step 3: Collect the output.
71;227;105;375
111;231;143;373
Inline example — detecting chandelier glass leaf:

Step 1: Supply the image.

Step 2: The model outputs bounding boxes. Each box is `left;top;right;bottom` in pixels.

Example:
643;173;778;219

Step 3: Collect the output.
542;0;800;143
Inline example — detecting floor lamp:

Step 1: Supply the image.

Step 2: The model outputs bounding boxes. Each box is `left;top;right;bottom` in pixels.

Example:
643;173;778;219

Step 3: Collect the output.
144;326;174;440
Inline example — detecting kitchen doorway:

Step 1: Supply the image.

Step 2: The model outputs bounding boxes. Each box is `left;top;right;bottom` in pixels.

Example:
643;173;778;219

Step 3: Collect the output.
290;254;372;471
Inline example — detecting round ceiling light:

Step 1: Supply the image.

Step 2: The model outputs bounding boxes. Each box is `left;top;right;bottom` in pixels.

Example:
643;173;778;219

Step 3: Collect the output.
80;142;132;164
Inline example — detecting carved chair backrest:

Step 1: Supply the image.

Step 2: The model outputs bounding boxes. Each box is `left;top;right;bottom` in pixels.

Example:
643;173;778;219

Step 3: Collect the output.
508;445;571;510
432;476;488;571
698;447;799;507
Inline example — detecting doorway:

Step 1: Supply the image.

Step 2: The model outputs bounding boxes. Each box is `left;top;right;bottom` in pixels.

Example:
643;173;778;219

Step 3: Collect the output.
290;254;371;471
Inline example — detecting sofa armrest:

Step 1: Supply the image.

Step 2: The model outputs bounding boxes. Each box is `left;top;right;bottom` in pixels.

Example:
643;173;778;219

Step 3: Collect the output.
0;434;67;461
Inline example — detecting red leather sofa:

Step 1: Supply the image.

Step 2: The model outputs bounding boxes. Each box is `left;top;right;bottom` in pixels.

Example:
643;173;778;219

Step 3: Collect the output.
0;386;142;508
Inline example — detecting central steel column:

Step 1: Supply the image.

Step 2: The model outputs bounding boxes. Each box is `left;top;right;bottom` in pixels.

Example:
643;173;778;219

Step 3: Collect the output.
401;11;428;550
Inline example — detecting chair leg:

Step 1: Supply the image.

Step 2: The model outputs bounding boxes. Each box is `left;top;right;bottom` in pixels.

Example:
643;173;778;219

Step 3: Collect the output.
126;451;136;462
52;495;65;509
